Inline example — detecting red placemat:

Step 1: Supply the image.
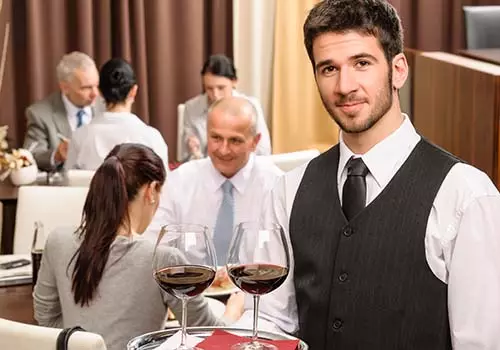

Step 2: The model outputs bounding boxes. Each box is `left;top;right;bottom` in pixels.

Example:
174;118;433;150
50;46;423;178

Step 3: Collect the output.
197;329;299;350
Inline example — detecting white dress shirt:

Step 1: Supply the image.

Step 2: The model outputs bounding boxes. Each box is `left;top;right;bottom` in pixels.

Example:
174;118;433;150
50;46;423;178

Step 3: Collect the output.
235;116;500;349
144;154;283;254
65;111;169;170
61;94;92;131
50;95;94;166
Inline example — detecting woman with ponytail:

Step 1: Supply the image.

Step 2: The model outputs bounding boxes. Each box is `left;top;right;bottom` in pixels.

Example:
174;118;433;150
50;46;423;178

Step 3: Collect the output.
34;143;242;350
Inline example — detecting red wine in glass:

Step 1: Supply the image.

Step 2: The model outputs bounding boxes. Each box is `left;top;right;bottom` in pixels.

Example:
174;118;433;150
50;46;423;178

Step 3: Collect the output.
226;222;290;350
154;264;216;298
153;224;216;350
228;263;288;295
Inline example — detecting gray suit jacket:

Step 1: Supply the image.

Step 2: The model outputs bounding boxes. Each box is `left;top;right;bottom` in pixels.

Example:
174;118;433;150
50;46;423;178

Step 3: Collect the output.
181;91;272;161
23;92;103;171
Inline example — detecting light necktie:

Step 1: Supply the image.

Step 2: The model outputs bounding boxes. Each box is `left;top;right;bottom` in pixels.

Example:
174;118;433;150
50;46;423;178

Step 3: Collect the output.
76;109;85;128
213;180;234;264
342;157;369;221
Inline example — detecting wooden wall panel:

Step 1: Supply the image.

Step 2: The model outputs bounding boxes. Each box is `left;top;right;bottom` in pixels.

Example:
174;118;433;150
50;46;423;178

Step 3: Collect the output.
413;52;500;186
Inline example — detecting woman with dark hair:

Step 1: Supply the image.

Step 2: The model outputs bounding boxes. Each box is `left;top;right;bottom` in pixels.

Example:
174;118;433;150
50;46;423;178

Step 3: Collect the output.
34;143;242;350
65;58;169;170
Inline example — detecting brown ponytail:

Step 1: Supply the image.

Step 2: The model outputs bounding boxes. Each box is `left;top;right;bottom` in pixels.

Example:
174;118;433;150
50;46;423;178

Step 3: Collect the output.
69;143;166;306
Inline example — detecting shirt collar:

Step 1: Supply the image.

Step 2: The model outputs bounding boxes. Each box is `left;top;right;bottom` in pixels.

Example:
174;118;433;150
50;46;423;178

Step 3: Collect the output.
206;153;255;194
61;93;92;118
338;114;420;188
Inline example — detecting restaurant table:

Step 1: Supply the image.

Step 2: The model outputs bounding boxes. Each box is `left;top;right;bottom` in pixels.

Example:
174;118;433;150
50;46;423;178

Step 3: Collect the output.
0;283;35;324
460;48;500;65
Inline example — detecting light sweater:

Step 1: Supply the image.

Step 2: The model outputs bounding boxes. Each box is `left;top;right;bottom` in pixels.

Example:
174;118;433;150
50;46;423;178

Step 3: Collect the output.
33;227;225;350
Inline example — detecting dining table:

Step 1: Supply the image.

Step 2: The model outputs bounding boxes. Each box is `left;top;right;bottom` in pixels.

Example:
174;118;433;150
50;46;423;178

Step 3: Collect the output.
0;282;35;324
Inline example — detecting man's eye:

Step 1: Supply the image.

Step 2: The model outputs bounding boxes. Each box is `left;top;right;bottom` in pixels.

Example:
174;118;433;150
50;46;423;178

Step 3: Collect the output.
321;66;336;75
356;60;370;68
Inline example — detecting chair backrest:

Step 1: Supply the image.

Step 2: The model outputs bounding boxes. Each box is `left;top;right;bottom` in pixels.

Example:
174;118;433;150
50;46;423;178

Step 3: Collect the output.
66;170;95;187
262;149;321;172
13;186;89;254
0;318;107;350
177;104;185;162
463;6;500;49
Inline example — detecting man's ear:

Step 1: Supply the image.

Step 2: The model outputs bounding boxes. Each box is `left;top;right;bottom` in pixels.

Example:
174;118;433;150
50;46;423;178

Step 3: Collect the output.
250;133;261;151
59;81;69;95
391;53;409;90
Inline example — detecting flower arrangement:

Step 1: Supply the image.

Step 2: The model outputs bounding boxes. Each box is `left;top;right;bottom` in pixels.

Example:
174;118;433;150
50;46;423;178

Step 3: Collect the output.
0;125;36;181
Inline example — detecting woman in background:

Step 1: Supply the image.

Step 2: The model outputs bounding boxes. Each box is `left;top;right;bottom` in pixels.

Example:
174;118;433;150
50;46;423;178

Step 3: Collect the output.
34;143;242;350
65;58;169;170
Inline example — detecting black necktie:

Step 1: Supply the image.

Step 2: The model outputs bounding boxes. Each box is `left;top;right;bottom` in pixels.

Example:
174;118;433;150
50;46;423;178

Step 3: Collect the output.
342;157;369;220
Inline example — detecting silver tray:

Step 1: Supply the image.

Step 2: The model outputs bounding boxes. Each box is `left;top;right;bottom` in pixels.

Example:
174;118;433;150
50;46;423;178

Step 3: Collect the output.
127;326;308;350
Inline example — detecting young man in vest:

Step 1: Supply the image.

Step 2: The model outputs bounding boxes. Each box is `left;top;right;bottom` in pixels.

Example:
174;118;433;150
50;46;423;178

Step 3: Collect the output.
236;0;500;349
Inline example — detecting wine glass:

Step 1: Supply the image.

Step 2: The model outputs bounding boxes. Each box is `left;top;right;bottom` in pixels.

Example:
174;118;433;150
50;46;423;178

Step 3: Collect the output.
153;224;217;350
226;222;290;350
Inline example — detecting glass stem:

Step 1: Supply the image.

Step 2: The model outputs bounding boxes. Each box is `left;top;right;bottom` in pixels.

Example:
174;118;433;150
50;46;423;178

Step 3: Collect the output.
252;295;260;343
180;297;188;348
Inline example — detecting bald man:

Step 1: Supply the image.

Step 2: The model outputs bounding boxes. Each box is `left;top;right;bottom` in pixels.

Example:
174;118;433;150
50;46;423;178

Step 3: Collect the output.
145;97;283;262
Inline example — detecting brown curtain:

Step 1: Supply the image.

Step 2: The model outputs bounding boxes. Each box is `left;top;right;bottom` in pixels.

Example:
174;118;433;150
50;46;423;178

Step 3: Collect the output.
0;0;233;161
389;0;500;52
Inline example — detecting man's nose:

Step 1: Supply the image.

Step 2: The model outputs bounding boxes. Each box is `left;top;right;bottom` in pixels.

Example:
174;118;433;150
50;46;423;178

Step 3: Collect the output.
335;68;358;96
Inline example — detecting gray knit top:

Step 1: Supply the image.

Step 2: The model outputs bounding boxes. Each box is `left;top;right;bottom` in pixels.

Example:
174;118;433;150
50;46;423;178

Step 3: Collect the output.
33;227;225;350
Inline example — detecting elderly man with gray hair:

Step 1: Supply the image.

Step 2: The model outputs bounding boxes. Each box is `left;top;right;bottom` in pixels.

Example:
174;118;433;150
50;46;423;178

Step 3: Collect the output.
145;96;282;266
23;51;103;171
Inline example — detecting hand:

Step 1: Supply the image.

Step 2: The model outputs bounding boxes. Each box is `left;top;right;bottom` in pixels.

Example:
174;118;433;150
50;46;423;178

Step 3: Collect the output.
187;136;203;159
54;139;69;163
222;292;245;323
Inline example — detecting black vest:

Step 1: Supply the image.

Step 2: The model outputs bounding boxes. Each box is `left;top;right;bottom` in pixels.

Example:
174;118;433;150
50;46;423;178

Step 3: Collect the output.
290;139;458;350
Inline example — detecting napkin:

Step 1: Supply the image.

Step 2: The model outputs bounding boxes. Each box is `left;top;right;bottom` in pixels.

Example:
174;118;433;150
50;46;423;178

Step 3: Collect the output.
196;329;300;350
0;254;32;279
155;330;203;350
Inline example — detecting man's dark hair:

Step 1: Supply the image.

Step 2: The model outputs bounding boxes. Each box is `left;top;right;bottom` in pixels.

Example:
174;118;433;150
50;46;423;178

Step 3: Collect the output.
201;54;237;80
303;0;404;69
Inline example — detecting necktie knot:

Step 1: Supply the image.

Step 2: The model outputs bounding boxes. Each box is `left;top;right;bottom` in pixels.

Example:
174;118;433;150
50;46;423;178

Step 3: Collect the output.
222;180;233;194
346;157;369;177
76;109;85;128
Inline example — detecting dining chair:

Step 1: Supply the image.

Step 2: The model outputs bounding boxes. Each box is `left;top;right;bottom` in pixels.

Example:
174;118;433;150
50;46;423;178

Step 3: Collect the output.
463;6;500;49
13;186;89;254
0;317;107;350
177;104;185;162
260;149;321;172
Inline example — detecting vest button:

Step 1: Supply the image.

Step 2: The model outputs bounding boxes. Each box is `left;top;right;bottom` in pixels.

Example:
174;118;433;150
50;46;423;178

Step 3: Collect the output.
342;226;354;237
332;319;343;331
338;272;348;282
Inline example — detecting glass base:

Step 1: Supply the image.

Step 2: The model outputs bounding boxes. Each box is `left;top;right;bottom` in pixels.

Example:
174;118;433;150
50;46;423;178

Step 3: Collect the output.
231;341;278;350
175;346;202;350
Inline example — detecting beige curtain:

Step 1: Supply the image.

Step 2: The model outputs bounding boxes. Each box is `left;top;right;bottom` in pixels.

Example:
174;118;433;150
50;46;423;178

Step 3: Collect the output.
271;0;339;154
233;0;276;125
0;0;233;161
